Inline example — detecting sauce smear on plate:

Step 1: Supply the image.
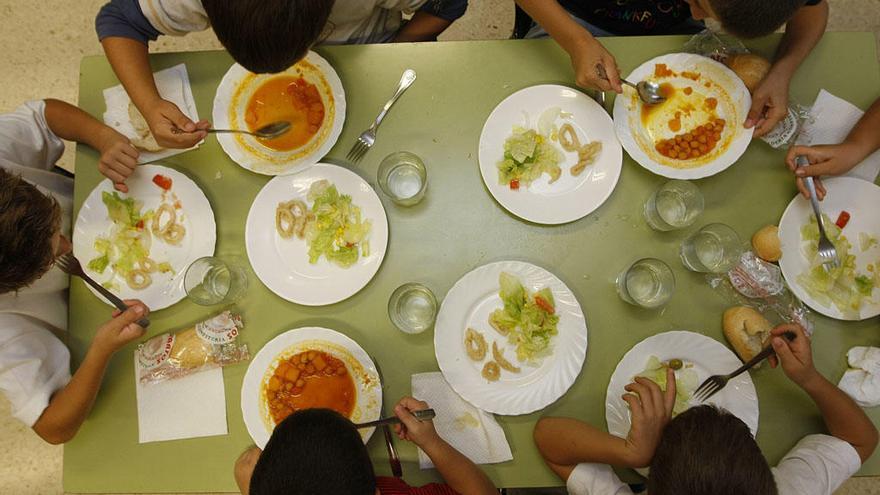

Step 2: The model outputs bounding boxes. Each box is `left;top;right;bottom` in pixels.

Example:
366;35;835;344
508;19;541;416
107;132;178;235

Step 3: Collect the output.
245;76;325;152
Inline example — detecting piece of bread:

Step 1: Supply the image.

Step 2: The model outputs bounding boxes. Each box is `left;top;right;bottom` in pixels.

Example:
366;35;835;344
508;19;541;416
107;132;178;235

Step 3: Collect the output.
128;101;163;152
723;306;772;362
725;53;771;93
752;225;781;262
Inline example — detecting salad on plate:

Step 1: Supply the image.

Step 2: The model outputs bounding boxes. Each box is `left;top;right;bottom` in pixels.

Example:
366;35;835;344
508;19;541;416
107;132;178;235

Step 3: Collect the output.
636;355;698;416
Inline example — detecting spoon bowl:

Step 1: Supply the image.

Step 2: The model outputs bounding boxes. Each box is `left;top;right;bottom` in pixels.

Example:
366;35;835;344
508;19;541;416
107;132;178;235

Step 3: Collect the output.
207;120;292;139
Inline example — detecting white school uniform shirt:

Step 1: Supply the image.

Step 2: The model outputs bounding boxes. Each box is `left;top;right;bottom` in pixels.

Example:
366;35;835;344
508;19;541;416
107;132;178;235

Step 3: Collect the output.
566;434;861;495
138;0;428;44
0;100;73;427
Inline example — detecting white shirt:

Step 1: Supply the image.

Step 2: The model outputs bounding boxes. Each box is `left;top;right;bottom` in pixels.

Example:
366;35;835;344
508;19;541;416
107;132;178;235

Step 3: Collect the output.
138;0;427;44
0;100;73;426
567;434;861;495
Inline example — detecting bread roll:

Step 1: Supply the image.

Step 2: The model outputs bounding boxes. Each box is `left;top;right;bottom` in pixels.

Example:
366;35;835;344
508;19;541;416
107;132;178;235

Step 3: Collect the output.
723;306;772;362
752;225;781;262
128;101;163;152
725;53;771;93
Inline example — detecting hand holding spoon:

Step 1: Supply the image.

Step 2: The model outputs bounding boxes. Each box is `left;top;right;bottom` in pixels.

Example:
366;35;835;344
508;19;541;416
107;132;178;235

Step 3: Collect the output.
596;65;667;105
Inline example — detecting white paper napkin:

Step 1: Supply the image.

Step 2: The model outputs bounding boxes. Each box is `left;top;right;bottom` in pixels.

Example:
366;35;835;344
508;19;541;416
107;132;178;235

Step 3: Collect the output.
411;372;513;469
103;63;202;164
838;346;880;408
135;356;228;443
800;90;880;182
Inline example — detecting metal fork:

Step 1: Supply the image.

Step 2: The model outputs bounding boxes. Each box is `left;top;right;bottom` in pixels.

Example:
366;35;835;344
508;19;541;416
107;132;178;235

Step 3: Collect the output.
56;253;150;328
354;408;435;429
346;69;417;164
796;155;840;270
694;331;795;402
370;356;403;478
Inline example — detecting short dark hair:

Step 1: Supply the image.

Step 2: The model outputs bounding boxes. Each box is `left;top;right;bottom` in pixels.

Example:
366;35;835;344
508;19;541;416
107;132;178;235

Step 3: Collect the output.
711;0;808;38
0;168;60;294
202;0;335;74
648;405;777;495
250;408;376;495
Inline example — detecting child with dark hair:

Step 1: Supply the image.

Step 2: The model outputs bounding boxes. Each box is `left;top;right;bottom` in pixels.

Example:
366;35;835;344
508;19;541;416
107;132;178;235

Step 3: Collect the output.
515;0;829;137
534;324;878;495
95;0;469;150
233;397;497;495
0;99;150;443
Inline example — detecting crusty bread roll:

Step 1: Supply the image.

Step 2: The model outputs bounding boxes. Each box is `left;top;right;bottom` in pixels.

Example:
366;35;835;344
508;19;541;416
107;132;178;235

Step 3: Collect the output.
128;101;163;152
723;306;772;362
725;53;771;93
752;225;781;262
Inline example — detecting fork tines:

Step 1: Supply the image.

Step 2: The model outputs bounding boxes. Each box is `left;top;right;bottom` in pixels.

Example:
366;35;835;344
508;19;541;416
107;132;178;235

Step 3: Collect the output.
693;376;725;403
55;253;83;276
347;138;369;164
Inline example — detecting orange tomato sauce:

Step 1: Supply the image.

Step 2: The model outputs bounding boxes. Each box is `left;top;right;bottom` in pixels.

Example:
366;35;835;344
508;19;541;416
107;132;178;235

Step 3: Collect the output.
245;76;325;152
654;118;726;160
264;350;355;425
640;83;675;125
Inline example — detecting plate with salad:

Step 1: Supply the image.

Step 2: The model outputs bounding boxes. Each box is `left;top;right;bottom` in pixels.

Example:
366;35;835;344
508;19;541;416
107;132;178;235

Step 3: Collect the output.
245;163;388;306
73;165;216;310
606;331;758;475
434;260;588;415
778;177;880;321
478;84;623;225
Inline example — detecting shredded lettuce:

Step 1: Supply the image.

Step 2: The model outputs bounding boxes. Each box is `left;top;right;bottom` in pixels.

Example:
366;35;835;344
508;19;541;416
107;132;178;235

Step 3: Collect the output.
497;128;563;187
488;272;559;363
303;180;371;268
636;356;698;416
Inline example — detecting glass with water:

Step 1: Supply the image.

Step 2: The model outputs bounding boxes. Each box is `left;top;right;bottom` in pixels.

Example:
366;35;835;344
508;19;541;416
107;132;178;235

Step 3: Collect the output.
616;258;675;309
184;256;249;305
378;151;427;206
388;283;437;334
679;223;743;273
644;180;704;231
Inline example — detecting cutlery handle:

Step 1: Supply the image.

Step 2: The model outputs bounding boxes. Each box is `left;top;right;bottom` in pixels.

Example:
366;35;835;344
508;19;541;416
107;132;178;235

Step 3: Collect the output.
373;69;417;130
79;275;151;329
796;156;828;235
728;331;796;380
356;409;435;429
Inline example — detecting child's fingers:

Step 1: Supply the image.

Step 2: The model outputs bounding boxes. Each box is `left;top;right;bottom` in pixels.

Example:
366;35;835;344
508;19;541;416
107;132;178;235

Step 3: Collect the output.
662;367;676;414
601;56;623;94
622;393;643;418
114;182;129;193
628;379;655;412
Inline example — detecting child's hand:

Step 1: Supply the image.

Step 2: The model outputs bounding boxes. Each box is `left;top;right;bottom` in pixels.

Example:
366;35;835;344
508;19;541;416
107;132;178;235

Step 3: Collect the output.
767;324;819;388
785;143;865;200
393;397;441;449
144;99;210;149
745;70;790;137
569;37;622;93
622;368;675;467
96;130;139;193
92;300;149;356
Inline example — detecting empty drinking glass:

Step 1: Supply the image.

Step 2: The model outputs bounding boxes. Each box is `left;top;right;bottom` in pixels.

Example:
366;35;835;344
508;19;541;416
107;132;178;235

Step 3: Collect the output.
616;258;675;309
679;223;743;273
378;151;427;206
184;256;249;305
388;283;437;334
644;180;704;231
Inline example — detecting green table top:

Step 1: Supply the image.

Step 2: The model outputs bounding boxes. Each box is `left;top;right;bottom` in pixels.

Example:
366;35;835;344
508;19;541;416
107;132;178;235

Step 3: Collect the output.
65;34;880;493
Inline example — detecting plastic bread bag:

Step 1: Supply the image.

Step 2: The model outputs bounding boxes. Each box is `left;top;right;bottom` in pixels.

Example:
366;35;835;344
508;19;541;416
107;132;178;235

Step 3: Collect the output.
136;310;248;384
708;251;814;335
682;29;749;63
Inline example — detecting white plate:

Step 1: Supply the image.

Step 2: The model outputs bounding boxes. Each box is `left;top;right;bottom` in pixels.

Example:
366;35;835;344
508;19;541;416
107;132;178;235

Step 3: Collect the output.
778;177;880;320
606;331;759;476
434;261;588;415
73;165;216;310
213;51;346;176
478;84;623;225
613;53;753;179
241;327;382;448
245;163;388;306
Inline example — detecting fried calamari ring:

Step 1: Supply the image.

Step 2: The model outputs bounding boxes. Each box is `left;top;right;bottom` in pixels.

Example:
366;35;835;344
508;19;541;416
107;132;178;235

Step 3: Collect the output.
558;123;581;152
162;223;186;245
465;327;487;361
126;269;151;289
492;342;520;373
572;141;602;176
276;206;296;239
151;204;176;236
481;361;500;382
139;257;158;273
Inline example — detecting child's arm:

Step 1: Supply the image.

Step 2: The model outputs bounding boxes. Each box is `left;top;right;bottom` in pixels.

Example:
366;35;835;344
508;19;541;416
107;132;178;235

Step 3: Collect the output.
768;324;879;462
534;368;675;473
515;0;622;93
393;397;497;495
746;1;829;137
43;99;139;192
31;302;148;444
785;97;880;200
233;446;261;495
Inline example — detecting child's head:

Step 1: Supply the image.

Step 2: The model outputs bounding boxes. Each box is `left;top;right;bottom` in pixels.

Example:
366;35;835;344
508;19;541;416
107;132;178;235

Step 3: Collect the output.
687;0;809;38
202;0;334;74
249;408;376;495
0;168;63;294
648;405;777;495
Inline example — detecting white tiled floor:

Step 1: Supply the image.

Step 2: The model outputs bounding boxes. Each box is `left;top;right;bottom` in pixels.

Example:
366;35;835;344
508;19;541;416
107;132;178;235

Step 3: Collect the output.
1;0;878;493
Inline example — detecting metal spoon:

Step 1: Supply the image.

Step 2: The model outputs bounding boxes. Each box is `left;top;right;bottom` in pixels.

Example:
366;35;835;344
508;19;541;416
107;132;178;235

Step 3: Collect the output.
596;65;667;105
208;120;292;139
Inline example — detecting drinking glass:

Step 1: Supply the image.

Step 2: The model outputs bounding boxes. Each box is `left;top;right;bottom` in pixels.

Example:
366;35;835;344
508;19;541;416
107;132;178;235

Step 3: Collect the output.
184;256;249;305
377;151;427;206
616;258;675;309
644;180;704;231
679;223;743;273
388;283;437;334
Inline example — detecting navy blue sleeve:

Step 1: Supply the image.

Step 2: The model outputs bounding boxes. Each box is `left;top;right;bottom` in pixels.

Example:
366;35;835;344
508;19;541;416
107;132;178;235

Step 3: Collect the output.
95;0;162;44
418;0;468;22
804;0;823;5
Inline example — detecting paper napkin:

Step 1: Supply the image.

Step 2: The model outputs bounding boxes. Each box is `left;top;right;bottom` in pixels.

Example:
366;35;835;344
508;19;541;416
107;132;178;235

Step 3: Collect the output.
838;346;880;408
135;356;228;443
103;63;202;164
801;90;880;182
411;372;513;469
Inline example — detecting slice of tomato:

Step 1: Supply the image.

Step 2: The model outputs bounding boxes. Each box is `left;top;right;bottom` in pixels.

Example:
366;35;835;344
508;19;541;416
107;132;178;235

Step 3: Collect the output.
136;219;144;230
534;295;555;314
836;211;851;229
152;174;173;191
510;179;520;190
